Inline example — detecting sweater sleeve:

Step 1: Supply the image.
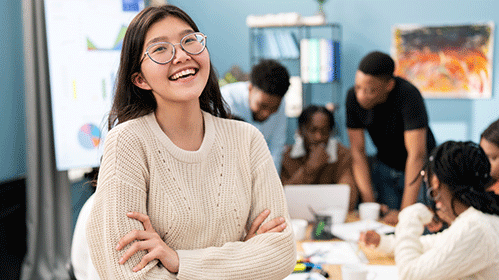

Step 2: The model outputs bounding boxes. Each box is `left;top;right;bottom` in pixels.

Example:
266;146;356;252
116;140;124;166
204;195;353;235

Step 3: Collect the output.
394;204;494;280
86;128;177;280
175;129;297;280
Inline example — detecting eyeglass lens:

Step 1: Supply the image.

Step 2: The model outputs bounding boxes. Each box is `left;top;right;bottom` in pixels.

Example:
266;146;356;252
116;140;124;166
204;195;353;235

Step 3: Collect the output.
147;33;206;64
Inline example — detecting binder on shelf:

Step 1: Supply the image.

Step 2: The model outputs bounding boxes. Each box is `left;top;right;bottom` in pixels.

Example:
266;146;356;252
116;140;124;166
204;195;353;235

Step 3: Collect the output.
253;32;266;58
320;38;333;83
289;32;300;59
279;31;299;59
300;38;341;83
252;30;300;60
300;39;310;83
264;30;281;59
332;40;341;81
308;38;320;83
275;31;291;59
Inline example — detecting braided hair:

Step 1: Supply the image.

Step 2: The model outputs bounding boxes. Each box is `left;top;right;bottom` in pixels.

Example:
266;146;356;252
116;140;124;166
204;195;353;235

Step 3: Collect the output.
428;140;499;216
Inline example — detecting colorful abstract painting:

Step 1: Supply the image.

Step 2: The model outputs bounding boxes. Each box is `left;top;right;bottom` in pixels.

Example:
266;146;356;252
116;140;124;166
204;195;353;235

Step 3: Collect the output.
391;22;494;99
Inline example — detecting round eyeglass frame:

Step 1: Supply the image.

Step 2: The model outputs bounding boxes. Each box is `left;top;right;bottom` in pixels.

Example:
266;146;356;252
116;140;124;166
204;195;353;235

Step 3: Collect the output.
140;32;207;65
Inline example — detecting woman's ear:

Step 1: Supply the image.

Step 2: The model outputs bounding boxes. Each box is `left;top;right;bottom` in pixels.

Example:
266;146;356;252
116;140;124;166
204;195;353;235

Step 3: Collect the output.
132;72;152;90
386;77;396;92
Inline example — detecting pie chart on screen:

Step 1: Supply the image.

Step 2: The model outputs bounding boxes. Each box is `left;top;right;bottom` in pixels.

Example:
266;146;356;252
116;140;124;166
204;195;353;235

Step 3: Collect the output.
78;123;101;149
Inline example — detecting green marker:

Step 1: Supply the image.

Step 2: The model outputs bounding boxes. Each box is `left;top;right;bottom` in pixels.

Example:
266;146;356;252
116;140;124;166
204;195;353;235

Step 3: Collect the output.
315;221;325;237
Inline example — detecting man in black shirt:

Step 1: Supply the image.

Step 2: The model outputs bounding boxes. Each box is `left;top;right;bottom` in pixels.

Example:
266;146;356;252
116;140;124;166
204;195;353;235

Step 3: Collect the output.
346;51;436;225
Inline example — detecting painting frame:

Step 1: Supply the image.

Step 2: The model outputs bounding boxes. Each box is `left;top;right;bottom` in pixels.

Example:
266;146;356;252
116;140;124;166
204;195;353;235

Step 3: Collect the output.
391;22;494;99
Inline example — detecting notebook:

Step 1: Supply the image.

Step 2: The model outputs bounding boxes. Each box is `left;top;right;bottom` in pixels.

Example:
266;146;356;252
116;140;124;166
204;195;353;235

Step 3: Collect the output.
284;184;350;222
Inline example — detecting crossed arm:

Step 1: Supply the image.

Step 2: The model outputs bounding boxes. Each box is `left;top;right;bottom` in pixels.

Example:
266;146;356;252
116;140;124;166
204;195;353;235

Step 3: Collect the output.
116;209;288;273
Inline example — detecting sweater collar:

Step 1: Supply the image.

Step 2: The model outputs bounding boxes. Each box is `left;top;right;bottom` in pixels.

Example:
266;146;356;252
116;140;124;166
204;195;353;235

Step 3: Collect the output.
145;110;215;163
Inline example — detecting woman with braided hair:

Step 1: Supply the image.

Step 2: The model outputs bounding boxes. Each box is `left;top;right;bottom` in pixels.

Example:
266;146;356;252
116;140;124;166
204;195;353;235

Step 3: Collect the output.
359;140;499;280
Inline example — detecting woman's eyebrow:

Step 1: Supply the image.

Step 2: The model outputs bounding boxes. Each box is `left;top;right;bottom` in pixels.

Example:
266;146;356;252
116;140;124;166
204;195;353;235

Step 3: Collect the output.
145;29;195;46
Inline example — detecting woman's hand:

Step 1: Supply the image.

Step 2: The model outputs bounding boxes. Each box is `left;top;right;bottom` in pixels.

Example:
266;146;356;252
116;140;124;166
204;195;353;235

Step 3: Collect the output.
244;209;287;241
382;209;399;226
359;230;381;248
425;216;443;232
424;207;444;233
116;212;179;273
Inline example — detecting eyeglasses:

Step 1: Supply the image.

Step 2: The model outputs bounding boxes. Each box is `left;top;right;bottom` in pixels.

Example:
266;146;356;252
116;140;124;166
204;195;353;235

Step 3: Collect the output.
141;32;207;65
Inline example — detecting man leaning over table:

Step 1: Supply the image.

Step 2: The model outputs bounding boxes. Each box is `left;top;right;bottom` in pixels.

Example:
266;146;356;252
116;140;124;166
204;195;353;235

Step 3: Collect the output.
346;51;436;225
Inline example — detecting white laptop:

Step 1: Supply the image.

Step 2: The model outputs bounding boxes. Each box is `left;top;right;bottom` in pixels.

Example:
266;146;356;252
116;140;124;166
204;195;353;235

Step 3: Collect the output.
284;184;350;222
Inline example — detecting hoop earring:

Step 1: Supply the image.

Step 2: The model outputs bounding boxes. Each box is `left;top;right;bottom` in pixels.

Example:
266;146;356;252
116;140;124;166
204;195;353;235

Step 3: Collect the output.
426;187;441;201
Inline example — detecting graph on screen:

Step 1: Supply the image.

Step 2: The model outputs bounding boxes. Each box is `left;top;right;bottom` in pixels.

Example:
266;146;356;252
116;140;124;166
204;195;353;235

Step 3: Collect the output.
44;0;144;170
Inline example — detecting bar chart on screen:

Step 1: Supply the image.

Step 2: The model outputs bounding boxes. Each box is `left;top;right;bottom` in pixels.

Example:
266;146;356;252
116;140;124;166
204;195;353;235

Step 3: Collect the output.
44;0;145;170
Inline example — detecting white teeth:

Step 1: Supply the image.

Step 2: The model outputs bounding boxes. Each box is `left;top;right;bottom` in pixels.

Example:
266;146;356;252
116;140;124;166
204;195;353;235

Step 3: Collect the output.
170;69;195;80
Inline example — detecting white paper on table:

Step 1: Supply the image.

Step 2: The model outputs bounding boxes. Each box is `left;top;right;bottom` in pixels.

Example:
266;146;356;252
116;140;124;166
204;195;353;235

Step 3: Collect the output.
366;265;398;280
301;241;367;264
331;220;395;242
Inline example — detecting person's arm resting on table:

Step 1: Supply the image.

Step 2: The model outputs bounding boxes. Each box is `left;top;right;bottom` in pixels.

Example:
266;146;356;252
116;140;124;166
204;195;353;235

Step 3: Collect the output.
395;203;494;280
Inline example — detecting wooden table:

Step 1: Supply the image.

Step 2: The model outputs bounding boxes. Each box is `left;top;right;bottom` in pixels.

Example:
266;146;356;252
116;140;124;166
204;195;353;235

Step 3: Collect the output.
296;212;395;279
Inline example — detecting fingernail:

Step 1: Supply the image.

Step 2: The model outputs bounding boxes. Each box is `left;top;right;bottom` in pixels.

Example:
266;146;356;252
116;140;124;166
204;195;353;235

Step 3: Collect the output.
281;223;286;228
116;243;120;250
279;217;285;222
119;258;123;264
133;266;139;272
264;209;270;214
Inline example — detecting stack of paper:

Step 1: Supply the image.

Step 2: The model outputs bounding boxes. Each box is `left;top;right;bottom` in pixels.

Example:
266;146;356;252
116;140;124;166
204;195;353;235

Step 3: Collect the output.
284;272;328;280
366;265;399;280
331;220;395;242
301;241;367;264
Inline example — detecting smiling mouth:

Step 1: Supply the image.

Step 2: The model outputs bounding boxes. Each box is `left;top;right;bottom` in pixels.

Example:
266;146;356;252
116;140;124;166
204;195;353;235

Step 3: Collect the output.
169;68;198;81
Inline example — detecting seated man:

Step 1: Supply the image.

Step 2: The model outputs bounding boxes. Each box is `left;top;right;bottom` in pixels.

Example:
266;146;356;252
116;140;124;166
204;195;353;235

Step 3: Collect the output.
221;59;290;172
281;105;358;210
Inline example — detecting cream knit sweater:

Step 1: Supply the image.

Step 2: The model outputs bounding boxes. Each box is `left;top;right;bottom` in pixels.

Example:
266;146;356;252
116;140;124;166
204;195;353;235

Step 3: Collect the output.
377;203;499;280
86;111;296;279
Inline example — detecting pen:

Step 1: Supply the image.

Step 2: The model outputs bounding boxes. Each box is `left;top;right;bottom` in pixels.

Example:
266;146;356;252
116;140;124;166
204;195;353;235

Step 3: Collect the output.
293;263;330;278
294;262;318;272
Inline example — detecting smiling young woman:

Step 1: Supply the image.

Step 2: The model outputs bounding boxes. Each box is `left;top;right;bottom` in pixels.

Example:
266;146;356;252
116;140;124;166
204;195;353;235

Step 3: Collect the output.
84;5;296;280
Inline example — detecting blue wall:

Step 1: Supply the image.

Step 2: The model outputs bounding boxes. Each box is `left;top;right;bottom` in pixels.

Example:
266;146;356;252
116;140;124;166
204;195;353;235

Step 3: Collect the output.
172;0;499;151
2;1;499;182
0;0;25;182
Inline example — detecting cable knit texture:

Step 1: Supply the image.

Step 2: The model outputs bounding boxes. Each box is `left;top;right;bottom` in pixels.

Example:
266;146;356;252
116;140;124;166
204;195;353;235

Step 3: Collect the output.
86;111;296;279
377;203;499;280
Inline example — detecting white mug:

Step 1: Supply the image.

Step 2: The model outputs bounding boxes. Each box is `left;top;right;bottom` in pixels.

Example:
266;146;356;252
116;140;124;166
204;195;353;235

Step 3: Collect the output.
358;202;381;221
291;219;308;241
317;207;348;224
341;264;376;280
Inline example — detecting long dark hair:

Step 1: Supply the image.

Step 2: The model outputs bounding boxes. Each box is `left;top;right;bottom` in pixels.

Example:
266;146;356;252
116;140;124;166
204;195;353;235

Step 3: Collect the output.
427;141;499;216
298;105;335;131
481;118;499;146
108;4;228;130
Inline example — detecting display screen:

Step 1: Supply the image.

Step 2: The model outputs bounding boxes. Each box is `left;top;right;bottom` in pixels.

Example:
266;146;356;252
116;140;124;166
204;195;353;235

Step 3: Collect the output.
44;0;144;170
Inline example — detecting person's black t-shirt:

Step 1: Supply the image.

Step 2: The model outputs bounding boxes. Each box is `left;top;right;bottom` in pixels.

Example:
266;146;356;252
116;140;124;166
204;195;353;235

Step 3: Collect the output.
346;77;436;172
